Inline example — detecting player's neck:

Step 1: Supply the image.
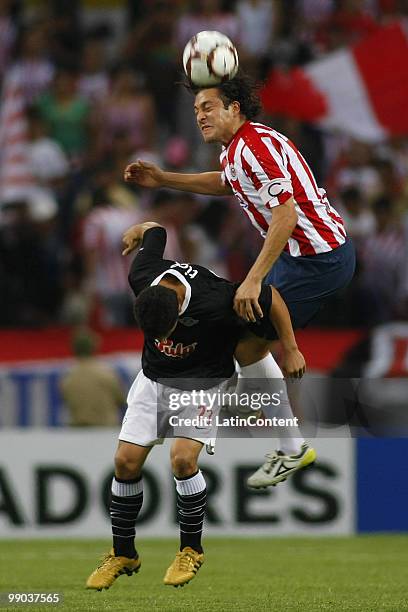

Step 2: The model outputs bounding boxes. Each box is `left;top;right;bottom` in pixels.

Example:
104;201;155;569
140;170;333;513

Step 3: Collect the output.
159;277;186;311
222;117;247;146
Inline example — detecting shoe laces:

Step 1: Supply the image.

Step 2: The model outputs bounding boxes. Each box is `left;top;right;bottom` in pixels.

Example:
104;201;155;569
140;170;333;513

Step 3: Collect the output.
96;553;122;573
175;549;196;572
263;451;280;473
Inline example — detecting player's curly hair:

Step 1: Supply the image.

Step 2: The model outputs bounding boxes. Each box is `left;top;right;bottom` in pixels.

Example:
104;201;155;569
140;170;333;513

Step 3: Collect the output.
189;71;262;120
134;285;179;339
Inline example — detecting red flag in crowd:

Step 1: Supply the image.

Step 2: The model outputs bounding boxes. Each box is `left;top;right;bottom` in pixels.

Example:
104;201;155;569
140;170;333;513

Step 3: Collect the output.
261;21;408;142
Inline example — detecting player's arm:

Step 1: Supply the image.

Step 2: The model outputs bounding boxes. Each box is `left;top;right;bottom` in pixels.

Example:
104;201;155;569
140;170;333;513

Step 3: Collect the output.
124;160;232;195
234;140;298;321
122;221;164;255
234;196;297;322
269;286;305;378
126;223;168;293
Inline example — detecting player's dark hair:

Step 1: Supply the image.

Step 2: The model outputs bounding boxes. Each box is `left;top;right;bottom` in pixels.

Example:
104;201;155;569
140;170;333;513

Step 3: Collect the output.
189;72;262;120
134;285;179;339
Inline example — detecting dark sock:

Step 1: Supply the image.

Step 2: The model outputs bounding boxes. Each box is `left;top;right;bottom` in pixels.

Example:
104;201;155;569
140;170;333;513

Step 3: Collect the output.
110;476;143;558
175;470;206;554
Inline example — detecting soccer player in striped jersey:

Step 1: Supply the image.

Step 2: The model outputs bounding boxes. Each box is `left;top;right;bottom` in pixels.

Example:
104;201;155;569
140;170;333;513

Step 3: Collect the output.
124;73;355;486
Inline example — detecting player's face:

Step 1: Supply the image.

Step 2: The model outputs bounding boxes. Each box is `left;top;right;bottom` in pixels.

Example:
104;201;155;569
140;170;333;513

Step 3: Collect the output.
194;89;237;145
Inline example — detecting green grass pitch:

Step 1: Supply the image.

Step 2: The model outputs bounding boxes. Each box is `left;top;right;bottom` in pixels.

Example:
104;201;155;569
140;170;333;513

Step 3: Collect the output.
0;537;407;611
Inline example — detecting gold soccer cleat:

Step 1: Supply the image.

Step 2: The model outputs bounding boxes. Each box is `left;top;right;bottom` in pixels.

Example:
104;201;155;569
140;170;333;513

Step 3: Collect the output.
163;547;204;587
86;549;141;591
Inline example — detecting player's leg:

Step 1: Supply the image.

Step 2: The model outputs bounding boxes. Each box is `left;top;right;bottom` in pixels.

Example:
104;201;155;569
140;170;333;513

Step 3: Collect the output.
234;335;316;488
235;335;305;452
86;442;150;590
86;370;160;590
163;438;205;587
111;441;151;559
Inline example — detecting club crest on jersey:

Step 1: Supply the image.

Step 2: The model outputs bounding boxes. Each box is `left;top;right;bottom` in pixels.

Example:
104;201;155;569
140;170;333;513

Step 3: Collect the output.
178;317;199;327
229;165;237;179
155;338;198;358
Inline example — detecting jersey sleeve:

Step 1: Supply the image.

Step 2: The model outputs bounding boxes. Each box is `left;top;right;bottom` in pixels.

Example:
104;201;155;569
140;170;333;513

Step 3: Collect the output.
241;136;293;209
137;226;167;258
128;226;167;295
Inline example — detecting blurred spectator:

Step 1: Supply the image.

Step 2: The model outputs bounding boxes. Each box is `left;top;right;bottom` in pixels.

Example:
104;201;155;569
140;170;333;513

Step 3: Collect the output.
26;105;69;191
98;66;156;155
176;0;240;48
145;190;186;261
0;0;18;81
0;200;61;326
174;192;229;277
10;22;54;104
122;0;178;132
36;66;92;162
356;196;405;324
331;140;382;200
236;0;278;76
78;36;110;103
80;193;141;328
337;186;375;244
46;2;82;68
374;157;403;198
237;0;277;56
76;157;139;215
322;0;378;50
297;0;336;27
37;67;91;162
60;329;125;426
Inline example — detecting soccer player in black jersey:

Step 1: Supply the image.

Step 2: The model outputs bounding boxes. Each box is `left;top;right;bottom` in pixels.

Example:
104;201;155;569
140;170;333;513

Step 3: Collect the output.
86;221;315;591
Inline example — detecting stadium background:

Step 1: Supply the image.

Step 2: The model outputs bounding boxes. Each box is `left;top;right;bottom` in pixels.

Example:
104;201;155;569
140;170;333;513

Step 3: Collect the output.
0;1;408;606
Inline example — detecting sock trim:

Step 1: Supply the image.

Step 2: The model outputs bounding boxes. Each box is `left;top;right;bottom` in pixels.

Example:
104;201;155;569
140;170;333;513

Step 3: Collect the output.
174;470;206;496
112;476;143;497
115;475;142;484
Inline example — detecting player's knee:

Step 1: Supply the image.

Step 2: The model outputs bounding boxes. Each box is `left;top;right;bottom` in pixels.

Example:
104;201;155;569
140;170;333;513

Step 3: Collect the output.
171;453;197;479
114;450;141;479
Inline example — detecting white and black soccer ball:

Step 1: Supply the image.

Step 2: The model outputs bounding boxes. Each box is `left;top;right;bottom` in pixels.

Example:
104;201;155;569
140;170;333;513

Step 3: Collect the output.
183;30;239;87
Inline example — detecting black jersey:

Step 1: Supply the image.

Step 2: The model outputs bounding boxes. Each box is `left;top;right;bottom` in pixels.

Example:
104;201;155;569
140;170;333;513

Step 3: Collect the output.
128;226;275;385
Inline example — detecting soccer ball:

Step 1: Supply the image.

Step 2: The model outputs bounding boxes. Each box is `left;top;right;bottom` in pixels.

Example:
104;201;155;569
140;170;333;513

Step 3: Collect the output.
183;30;239;87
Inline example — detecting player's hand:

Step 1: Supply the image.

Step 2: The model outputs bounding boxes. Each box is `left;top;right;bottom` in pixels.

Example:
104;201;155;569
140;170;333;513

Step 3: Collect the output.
122;226;142;255
281;348;306;379
233;277;263;323
124;160;165;188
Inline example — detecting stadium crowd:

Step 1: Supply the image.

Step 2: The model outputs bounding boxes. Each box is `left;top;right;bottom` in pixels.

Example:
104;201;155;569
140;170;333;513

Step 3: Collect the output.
0;0;407;329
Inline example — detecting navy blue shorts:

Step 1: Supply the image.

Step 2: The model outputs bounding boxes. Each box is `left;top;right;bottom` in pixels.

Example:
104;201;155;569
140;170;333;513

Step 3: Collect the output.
264;238;356;333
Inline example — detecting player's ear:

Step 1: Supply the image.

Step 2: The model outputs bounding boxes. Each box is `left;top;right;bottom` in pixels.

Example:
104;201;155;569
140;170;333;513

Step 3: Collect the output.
230;100;241;115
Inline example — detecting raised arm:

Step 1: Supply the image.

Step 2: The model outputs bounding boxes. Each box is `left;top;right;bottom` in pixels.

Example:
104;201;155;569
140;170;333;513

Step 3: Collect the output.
122;221;163;255
124;160;232;196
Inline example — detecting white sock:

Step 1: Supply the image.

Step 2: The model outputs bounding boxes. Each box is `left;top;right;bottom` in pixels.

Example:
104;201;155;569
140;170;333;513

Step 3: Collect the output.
238;354;304;455
174;470;206;496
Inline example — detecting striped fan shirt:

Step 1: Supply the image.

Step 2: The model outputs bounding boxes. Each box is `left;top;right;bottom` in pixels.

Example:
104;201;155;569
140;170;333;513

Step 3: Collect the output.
220;121;346;256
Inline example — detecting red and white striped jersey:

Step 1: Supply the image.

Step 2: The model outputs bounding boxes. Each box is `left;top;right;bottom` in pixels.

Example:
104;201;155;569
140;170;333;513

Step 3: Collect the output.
82;206;142;296
220;121;347;256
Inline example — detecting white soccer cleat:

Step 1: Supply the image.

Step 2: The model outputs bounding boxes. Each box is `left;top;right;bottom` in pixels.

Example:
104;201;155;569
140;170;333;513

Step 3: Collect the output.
247;442;316;489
